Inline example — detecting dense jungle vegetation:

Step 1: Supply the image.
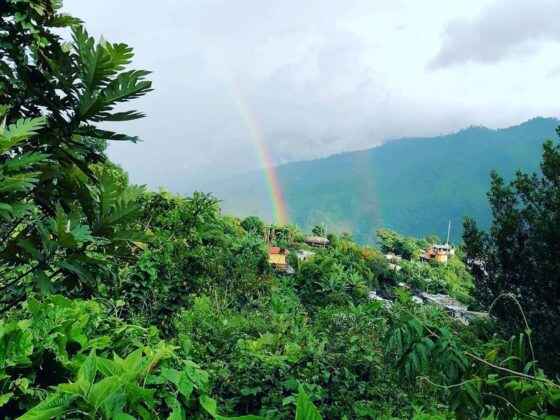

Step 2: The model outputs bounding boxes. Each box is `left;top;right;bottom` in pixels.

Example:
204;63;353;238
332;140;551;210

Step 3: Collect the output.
2;1;560;418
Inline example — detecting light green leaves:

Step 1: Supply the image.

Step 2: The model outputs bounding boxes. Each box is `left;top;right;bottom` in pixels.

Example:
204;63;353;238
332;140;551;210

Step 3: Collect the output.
76;351;97;395
295;387;323;420
87;376;122;410
160;367;194;400
0;320;34;369
0;117;46;153
0;392;13;408
0;117;48;208
17;394;75;420
78;70;152;122
72;26;134;92
167;398;185;420
20;344;169;418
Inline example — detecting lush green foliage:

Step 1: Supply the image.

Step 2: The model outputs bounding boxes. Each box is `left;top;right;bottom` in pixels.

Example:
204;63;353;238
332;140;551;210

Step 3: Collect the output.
2;2;560;419
0;295;320;419
118;191;270;331
386;293;560;418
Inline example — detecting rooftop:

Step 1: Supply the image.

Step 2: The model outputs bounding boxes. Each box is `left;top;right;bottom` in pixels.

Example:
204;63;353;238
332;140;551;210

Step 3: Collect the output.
269;247;288;255
304;236;330;245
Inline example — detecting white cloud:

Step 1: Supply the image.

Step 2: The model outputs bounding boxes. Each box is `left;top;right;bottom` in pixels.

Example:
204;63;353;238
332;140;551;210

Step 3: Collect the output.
62;0;560;191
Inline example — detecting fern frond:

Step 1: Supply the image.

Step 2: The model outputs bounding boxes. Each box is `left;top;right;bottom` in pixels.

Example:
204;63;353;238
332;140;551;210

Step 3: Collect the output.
0;173;42;194
80;37;134;91
78;70;152;122
2;152;49;172
0;117;46;153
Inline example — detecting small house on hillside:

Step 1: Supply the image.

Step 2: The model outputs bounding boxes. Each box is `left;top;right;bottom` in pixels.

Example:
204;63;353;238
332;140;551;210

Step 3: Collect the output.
304;236;330;248
268;247;294;274
269;246;287;265
434;244;455;256
420;244;454;264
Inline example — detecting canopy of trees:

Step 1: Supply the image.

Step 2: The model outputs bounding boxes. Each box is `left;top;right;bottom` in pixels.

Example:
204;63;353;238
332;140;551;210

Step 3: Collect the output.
1;1;560;419
463;132;560;373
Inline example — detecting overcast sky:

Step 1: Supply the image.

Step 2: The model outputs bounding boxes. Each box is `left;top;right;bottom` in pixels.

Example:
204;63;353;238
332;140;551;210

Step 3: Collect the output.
64;0;560;191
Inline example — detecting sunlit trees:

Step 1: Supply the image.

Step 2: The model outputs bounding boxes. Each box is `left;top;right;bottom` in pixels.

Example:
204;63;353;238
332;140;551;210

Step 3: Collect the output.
241;215;265;237
376;228;425;260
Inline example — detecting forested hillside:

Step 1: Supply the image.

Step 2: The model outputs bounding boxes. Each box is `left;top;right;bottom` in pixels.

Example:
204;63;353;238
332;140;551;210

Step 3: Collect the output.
2;2;560;419
209;118;558;243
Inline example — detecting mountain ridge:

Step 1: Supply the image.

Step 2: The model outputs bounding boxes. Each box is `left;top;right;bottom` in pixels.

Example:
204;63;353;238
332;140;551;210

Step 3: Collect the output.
202;116;559;243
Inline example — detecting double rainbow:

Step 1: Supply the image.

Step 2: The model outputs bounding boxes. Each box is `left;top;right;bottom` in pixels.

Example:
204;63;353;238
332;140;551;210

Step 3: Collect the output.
230;79;289;225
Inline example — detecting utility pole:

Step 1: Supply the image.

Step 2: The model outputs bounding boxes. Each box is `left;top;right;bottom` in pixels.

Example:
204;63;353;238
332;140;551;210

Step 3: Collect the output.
446;219;451;246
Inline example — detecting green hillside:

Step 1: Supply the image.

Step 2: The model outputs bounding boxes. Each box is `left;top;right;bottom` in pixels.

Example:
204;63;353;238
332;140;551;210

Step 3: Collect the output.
5;3;560;418
209;117;559;242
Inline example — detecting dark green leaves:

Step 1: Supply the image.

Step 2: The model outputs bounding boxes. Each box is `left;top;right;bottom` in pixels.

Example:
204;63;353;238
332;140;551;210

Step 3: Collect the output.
1;0;153;308
199;395;264;420
78;69;152;122
72;26;152;124
72;26;134;92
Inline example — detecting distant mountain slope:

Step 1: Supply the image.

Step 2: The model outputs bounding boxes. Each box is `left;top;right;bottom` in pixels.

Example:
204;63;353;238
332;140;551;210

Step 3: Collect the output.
202;117;559;243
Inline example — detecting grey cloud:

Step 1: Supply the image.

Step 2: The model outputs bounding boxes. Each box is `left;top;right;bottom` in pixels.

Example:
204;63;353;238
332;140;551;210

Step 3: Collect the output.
64;0;397;190
430;0;560;69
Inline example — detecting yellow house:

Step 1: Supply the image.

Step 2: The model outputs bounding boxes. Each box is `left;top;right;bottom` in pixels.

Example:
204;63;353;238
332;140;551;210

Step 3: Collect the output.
420;244;452;264
268;247;294;274
434;250;448;264
269;247;287;265
268;247;288;266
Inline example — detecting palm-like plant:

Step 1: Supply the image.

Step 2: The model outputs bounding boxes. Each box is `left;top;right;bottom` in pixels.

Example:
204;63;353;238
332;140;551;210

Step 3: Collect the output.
0;1;153;308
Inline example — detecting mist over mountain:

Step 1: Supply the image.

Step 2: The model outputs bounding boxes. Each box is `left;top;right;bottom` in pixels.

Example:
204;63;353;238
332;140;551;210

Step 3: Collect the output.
203;117;559;243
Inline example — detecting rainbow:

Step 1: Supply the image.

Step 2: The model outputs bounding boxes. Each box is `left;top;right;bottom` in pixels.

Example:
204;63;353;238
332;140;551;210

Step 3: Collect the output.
229;78;289;225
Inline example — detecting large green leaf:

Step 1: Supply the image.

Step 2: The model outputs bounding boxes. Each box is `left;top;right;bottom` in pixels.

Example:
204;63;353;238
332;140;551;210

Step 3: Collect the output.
113;414;136;420
87;376;123;409
0;172;41;194
17;393;74;420
72;26;134;92
76;351;97;395
0;392;13;407
96;356;121;377
0;117;46;153
295;387;323;420
161;367;194;400
78;70;152;122
167;399;185;420
2;152;49;172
